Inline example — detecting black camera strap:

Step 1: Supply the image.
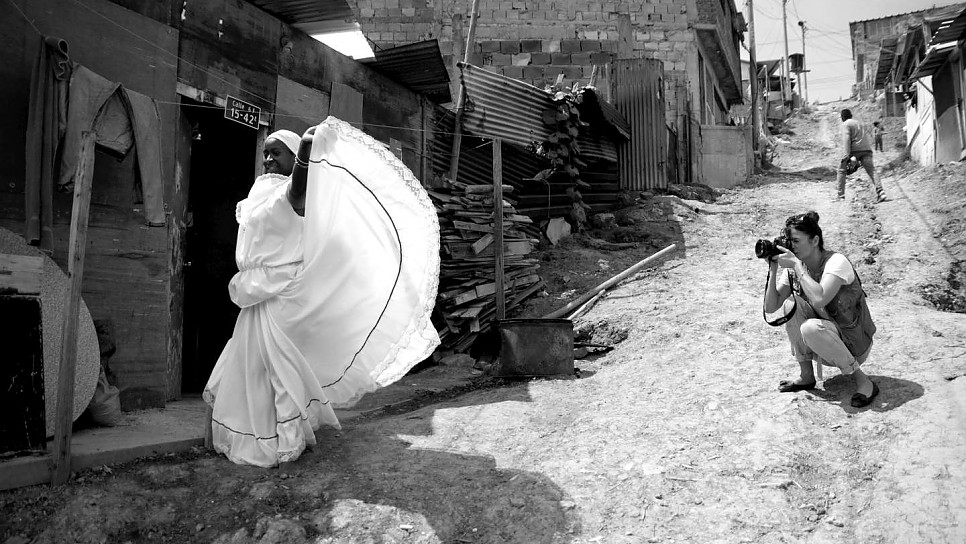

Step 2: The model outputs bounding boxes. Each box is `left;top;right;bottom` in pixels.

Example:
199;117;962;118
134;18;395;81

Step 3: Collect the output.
762;267;796;327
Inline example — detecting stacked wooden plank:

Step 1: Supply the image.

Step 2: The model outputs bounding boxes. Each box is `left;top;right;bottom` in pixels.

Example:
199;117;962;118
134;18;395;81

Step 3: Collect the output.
429;181;546;352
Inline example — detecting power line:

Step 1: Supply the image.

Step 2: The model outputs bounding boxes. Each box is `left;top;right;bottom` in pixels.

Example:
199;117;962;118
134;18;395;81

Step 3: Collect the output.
64;0;277;106
6;0;42;35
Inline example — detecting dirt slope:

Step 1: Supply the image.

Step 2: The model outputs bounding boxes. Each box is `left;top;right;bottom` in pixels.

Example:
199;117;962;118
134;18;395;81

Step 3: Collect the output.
2;100;965;544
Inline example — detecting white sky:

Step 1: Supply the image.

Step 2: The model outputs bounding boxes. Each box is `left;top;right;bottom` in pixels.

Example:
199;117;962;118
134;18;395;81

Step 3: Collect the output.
312;29;375;60
314;2;966;100
744;0;965;102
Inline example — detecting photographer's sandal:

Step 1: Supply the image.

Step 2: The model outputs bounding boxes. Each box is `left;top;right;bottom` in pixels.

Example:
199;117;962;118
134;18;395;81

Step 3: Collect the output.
850;382;879;408
778;380;816;392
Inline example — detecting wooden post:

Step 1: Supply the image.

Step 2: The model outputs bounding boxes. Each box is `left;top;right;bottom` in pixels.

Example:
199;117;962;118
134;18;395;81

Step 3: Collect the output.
51;131;96;486
448;0;481;183
748;0;760;159
204;404;214;449
492;139;505;321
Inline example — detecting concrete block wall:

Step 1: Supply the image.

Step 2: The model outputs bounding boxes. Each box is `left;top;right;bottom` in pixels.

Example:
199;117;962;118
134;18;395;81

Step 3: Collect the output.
700;125;752;188
466;39;618;89
351;0;699;125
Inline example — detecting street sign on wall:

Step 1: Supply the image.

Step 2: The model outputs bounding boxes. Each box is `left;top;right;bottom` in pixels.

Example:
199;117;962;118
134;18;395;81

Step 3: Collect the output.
224;95;260;129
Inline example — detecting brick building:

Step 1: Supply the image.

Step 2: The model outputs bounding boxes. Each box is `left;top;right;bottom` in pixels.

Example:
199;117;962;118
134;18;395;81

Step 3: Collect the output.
352;0;746;140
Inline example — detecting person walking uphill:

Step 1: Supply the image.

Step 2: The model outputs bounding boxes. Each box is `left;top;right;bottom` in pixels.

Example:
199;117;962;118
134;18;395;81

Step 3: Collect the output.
836;109;886;202
204;119;442;467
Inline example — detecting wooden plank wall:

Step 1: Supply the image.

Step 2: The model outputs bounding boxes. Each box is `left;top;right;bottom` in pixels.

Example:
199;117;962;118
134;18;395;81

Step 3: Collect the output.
178;0;280;112
5;0;432;408
275;76;330;135
1;0;179;410
279;29;427;177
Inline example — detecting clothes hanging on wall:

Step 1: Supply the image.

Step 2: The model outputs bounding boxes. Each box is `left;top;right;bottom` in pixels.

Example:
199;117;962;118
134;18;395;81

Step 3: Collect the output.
24;35;71;251
58;65;166;227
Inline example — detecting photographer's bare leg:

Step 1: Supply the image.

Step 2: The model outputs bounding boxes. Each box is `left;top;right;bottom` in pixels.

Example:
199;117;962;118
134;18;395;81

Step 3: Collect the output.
780;297;818;389
800;318;875;398
794;359;816;385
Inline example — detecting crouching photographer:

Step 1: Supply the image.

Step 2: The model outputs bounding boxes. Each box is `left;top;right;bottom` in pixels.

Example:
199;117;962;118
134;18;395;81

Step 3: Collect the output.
758;211;880;407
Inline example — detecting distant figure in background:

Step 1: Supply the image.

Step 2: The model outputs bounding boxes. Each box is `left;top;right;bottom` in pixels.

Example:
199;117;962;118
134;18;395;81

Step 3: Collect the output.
837;109;886;203
873;121;885;152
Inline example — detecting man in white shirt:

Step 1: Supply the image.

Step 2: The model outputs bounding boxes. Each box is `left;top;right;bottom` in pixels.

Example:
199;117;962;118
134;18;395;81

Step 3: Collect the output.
836;109;886;202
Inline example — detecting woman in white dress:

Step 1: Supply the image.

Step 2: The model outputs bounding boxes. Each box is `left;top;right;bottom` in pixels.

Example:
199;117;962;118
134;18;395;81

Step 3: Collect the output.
204;118;441;467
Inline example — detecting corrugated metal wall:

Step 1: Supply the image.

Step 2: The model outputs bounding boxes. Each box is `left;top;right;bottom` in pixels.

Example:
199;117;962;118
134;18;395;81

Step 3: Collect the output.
614;58;668;191
431;107;620;219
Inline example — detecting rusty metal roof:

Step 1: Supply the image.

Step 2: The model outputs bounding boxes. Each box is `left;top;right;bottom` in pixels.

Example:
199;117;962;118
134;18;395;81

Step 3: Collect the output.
360;40;452;104
457;62;622;163
927;5;966;46
895;28;924;83
578;88;630;140
874;37;899;89
911;41;958;79
249;0;356;32
430;106;618;219
849;2;966;25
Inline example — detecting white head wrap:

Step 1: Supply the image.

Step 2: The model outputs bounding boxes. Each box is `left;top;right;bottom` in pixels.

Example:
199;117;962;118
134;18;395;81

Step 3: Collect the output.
266;129;300;155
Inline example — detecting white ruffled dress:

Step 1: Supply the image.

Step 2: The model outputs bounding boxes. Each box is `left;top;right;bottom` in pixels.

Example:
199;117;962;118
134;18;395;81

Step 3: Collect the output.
204;117;441;467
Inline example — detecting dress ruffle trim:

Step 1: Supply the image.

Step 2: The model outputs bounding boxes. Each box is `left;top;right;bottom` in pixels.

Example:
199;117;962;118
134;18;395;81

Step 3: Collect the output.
204;389;338;467
318;117;441;395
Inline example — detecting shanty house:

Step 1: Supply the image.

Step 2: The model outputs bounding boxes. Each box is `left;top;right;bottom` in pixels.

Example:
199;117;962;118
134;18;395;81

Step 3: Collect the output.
1;0;450;415
875;4;966;164
353;0;751;188
849;3;966;99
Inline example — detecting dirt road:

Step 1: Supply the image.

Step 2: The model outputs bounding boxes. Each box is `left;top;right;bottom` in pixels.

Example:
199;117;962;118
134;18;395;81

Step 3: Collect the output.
2;101;965;544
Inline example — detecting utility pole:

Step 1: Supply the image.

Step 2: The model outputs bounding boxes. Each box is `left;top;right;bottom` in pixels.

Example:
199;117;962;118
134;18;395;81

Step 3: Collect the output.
448;0;481;183
782;0;790;115
798;20;809;108
747;0;760;157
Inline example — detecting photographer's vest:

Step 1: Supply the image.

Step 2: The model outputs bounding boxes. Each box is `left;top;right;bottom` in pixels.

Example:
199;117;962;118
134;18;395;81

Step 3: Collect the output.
803;252;877;357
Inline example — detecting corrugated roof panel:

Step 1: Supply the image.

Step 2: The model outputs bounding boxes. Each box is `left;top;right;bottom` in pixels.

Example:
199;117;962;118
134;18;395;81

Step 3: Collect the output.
578;88;630;139
249;0;356;27
849;3;966;25
874;37;899;89
896;27;925;82
458;63;620;162
361;40;452;103
430;105;618;219
928;6;966;46
911;42;957;79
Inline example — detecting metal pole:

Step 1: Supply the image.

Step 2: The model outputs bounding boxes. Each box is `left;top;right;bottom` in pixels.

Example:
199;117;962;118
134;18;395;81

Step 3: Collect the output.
748;0;760;156
799;21;809;107
448;0;481;183
782;0;790;115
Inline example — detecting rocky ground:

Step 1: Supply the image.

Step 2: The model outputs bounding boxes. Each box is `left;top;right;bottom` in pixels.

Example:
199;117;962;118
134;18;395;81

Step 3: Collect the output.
2;98;965;544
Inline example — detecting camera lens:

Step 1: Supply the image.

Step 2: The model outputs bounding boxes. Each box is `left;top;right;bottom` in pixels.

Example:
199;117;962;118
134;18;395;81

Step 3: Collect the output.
755;239;772;259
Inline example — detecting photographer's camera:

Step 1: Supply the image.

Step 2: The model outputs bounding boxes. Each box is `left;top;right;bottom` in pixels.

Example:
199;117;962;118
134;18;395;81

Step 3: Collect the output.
755;234;790;259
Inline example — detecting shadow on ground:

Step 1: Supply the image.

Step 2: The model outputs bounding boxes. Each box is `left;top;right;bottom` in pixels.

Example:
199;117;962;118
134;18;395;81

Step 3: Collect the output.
805;373;924;413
